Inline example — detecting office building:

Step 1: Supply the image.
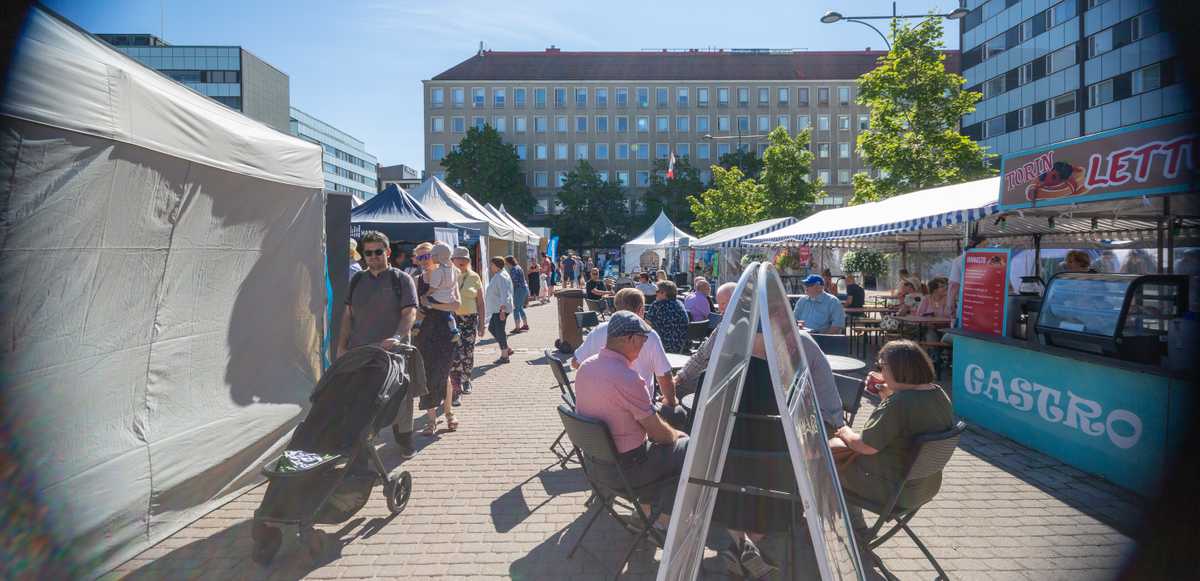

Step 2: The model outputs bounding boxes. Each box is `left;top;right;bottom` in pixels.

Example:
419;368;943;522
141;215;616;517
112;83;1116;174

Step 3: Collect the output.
377;164;423;192
959;0;1183;161
424;48;961;216
99;34;290;133
289;107;379;201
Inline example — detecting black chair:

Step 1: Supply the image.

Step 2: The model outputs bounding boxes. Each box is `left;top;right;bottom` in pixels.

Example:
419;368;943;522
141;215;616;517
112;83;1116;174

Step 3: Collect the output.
685;320;712;354
844;420;967;581
545;351;579;468
575;310;600;335
833;372;867;426
584;298;609;319
812;333;851;356
558;405;673;580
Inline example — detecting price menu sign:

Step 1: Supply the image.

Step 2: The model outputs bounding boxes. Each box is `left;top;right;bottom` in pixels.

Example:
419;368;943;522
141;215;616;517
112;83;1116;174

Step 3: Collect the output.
961;249;1011;336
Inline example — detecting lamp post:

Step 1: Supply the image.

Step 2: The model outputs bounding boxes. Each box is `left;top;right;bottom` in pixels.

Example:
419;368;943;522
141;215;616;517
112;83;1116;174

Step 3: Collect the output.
819;2;970;49
702;130;769;153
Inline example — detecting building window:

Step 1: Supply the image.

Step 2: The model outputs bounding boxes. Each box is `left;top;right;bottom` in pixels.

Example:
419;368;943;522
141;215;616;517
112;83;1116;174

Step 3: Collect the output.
838;169;850;184
696;143;710;159
636;143;649;160
737;87;750;107
758;87;770;105
493;88;506;108
616;88;629;107
534;116;547;133
838;142;850;159
838;86;851;106
431;117;445;132
534;88;547;108
718;116;731;132
556;116;568;132
655;143;669;159
596;143;609;160
797;88;809;106
818;143;830;158
737;116;750;132
857;114;869;130
516;144;527;160
797;115;811;130
656;116;669;132
617;143;630;160
617;116;629;133
597;171;609;182
452;87;465;108
676;143;690;158
757;115;770;132
431;144;445;161
431;87;444;108
550;87;564;108
637;87;650;108
575;87;587;107
717;143;731;157
1052;0;1076;26
636;171;650;187
452;117;465;133
818;115;830;131
472;88;485;108
576;116;588;132
1133;62;1164;93
575;143;588;160
984;116;1006;139
677;87;689;108
514;116;527;133
617;171;630;186
718;87;730;107
656;87;669;107
536;144;548;160
698;88;709;107
1131;11;1160;43
555;143;568;160
818;170;830;185
676;116;689;132
778;87;789;105
557;171;568;187
838;115;850;130
534;171;548;187
777;115;789;131
596;88;608;107
1048;43;1075;74
1017;106;1034;129
514;88;526;108
695;115;710;133
596;116;609;133
817;87;829;105
1088;79;1115;108
493;116;506;132
637;116;650;133
1088;29;1113;58
1049;91;1076;119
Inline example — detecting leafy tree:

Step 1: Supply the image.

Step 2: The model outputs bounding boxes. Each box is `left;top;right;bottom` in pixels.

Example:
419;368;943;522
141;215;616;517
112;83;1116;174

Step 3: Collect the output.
851;17;993;205
760;126;822;218
440;125;537;217
716;148;764;180
643;156;703;230
687;166;767;237
554;161;630;249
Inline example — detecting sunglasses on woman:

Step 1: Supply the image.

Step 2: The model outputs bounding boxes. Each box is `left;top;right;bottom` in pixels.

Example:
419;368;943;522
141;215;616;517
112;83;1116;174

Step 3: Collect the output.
415;253;431;261
362;248;386;257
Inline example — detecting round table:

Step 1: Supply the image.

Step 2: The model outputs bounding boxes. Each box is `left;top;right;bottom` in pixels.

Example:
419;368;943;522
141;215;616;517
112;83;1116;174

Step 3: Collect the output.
825;354;867;373
666;352;690;371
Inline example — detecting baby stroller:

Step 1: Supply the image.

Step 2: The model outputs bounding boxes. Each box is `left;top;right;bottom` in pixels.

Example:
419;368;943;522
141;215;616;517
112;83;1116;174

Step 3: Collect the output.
251;345;414;565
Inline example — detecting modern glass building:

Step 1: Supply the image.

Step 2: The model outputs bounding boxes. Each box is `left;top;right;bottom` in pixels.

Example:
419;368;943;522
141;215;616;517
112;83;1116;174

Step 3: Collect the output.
98;34;290;133
959;0;1184;162
290;107;379;201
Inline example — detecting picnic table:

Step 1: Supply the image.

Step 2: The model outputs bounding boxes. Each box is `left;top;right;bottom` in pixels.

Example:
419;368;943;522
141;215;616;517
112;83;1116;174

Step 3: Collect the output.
894;315;953;329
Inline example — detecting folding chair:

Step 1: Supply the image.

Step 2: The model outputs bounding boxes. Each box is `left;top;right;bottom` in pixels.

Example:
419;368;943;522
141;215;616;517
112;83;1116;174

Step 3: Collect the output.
685;320;712;354
575;310;600;335
833;372;867;426
844;421;967;581
558;404;675;581
545;351;579;468
584;298;609;319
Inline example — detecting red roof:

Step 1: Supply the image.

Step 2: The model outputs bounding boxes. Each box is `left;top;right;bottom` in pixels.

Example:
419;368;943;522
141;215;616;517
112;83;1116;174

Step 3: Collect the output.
431;49;961;81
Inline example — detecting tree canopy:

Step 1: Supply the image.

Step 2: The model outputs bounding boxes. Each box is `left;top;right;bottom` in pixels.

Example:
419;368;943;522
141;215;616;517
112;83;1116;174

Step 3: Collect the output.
643;156;703;231
440;125;537;217
687;165;767;237
760;126;821;219
554;161;631;249
716;148;764;180
851;17;993;204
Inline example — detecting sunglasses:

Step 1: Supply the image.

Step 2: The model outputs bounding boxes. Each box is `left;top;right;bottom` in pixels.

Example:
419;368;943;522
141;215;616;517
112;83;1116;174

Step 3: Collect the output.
415;254;432;261
362;249;386;257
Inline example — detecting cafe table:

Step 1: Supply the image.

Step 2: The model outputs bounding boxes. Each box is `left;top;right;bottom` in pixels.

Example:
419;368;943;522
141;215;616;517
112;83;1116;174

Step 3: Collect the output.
666;352;691;371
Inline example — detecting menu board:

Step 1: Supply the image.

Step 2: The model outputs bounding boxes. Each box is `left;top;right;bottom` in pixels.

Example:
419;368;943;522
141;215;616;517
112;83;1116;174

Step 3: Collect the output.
960;249;1011;336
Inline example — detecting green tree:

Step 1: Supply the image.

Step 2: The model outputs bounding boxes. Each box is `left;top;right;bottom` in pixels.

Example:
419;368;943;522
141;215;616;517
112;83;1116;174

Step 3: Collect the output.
554;161;630;249
716;148;764;180
851;17;994;205
760;126;822;218
687;166;767;237
440;125;537;217
643;156;703;230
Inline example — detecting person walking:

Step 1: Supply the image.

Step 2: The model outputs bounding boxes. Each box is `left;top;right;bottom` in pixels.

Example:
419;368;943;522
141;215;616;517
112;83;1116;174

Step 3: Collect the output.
542;252;556;298
506;255;530;334
412;242;462;435
449;246;484;407
484;257;515;364
527;260;542;307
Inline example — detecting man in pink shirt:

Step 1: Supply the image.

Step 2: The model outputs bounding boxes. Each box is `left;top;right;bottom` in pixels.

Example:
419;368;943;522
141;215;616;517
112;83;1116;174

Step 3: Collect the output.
683;277;713;322
575;311;688;529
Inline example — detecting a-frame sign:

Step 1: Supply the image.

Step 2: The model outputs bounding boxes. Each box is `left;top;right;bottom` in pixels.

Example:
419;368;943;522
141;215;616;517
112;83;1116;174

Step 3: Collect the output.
657;262;865;580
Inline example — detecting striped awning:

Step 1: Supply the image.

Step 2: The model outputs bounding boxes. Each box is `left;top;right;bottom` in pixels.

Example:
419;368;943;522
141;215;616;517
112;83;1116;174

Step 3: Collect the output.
691;217;799;248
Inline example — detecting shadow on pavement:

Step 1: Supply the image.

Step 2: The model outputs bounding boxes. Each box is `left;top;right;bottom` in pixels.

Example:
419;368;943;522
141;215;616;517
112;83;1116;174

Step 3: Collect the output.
490;463;589;533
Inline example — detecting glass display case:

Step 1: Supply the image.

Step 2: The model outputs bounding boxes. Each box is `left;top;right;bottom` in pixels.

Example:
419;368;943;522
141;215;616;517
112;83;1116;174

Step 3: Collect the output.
1037;273;1189;364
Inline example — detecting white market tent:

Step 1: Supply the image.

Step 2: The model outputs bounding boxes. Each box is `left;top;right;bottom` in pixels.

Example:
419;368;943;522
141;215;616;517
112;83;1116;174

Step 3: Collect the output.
407;176;514;241
622;210;695;272
692;217;799;248
498;204;543;246
487;202;538;246
2;6;327;574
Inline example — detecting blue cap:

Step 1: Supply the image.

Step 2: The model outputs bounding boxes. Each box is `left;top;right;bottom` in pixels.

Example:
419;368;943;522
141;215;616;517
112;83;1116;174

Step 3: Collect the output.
802;274;825;286
608;311;653;338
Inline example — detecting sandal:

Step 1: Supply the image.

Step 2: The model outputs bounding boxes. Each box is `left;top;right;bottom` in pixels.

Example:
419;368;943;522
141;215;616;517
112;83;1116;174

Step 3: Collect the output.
421;418;439;436
445;413;458;432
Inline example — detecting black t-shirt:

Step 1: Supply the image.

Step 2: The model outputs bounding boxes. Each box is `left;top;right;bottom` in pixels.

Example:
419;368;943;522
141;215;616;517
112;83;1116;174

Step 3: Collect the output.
586;279;607;298
846;283;866;308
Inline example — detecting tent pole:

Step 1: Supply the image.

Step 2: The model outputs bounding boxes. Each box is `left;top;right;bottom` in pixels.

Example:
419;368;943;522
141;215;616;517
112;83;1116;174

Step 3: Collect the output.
1165;196;1174;274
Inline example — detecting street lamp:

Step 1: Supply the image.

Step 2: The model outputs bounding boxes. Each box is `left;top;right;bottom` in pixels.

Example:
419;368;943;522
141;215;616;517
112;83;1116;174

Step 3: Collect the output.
819;2;969;50
702;131;769;152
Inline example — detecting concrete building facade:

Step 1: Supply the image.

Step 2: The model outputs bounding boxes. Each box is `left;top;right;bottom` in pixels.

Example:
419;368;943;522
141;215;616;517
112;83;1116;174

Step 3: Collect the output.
289;107;379;201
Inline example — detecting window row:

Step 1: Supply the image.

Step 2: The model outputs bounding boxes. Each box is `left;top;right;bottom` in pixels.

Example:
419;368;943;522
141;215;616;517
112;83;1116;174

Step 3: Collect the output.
1086;9;1160;59
963;0;1078;69
971;42;1078;100
964;90;1079;141
524;167;858;189
162;69;241;84
428;85;856;109
1086;59;1177;108
431;139;859;163
430;113;870;135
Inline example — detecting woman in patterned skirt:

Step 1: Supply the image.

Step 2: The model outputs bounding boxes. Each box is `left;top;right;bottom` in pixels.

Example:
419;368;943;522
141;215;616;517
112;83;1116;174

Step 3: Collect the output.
449;246;484;406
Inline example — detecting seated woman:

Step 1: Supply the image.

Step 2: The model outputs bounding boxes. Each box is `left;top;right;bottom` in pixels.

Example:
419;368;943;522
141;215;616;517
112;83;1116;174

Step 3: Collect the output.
644;281;690;354
894;281;921;316
830;340;955;533
914;277;951;318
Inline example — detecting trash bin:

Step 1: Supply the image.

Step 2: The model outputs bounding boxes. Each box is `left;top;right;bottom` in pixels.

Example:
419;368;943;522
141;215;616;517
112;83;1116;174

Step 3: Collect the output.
554;288;586;353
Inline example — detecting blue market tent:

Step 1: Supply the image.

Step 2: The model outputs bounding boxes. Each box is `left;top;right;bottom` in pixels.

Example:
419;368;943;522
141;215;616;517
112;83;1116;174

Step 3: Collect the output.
351;184;479;247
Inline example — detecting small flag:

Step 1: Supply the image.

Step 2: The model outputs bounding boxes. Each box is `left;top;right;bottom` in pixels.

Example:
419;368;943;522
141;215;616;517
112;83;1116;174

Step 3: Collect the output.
667;152;676;180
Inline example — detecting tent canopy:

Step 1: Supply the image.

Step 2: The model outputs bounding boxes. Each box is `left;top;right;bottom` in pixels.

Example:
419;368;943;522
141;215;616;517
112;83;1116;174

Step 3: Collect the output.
498;204;542;245
351;184;479;245
408;177;521;242
692;217;799;248
486;201;538;245
622;211;695;272
2;6;326;574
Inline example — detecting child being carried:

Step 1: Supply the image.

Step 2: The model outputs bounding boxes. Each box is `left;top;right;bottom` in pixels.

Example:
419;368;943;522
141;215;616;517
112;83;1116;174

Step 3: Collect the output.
423;242;461;342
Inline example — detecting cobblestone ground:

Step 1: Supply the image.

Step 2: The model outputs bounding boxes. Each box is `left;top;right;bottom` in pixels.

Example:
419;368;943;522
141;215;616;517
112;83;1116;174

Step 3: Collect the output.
108;297;1142;580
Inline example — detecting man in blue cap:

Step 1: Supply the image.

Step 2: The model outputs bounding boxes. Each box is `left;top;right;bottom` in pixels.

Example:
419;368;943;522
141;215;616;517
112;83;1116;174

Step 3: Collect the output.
792;273;846;334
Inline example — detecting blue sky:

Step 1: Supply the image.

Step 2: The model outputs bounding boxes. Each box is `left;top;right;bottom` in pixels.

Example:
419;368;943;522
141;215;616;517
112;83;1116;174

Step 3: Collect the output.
43;0;964;171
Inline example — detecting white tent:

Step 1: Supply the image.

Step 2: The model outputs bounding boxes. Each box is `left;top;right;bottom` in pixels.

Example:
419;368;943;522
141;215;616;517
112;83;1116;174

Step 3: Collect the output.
622;211;695;272
498;204;542;246
408;176;520;243
486;202;538;246
692;217;799;248
2;7;326;574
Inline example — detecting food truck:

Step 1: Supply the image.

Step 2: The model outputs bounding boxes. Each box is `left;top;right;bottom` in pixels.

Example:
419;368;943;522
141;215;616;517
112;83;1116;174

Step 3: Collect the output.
948;114;1198;494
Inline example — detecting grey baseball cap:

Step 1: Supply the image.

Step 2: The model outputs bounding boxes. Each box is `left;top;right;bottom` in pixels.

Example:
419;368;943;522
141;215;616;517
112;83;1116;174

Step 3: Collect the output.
608;311;652;338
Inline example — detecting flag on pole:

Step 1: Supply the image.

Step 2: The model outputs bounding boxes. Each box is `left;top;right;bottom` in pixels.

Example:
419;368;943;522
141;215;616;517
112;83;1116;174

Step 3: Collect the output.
667;151;677;180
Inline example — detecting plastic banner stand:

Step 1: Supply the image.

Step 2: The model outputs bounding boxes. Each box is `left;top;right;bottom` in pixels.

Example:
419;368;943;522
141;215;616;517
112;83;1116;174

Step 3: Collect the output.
658;262;865;581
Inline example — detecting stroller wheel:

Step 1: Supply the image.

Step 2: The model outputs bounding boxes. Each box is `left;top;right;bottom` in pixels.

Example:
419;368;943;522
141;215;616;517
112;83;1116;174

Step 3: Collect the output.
250;521;281;565
386;471;412;514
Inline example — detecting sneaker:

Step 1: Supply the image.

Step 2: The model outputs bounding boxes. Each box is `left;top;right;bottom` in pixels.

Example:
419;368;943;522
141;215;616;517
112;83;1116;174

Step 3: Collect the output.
738;538;778;580
452;394;462;407
461;383;473;395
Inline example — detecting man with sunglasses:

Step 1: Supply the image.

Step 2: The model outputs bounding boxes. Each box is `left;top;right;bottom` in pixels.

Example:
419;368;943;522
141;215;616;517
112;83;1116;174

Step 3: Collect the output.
338;230;421;458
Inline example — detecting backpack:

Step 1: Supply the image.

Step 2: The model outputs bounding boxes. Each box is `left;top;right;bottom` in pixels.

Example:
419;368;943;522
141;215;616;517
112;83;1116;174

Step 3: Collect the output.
348;267;409;305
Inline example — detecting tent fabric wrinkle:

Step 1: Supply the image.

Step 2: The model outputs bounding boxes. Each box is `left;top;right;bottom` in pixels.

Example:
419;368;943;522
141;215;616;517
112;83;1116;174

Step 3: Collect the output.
692;217;799;248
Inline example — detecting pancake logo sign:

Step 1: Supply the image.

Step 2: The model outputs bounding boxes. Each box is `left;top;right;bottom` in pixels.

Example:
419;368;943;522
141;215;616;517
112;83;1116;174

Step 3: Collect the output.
999;115;1197;210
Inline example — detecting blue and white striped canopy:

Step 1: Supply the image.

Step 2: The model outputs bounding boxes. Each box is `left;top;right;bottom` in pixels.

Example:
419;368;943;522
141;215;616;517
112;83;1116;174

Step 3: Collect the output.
691;217;799;248
747;177;1001;245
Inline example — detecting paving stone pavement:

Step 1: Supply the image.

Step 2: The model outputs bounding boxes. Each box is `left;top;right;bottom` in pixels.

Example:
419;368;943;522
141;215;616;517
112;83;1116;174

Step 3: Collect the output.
107;297;1142;580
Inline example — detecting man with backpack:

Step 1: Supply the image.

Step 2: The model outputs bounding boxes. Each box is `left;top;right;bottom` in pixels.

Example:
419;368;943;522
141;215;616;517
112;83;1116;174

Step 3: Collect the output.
337;230;421;459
